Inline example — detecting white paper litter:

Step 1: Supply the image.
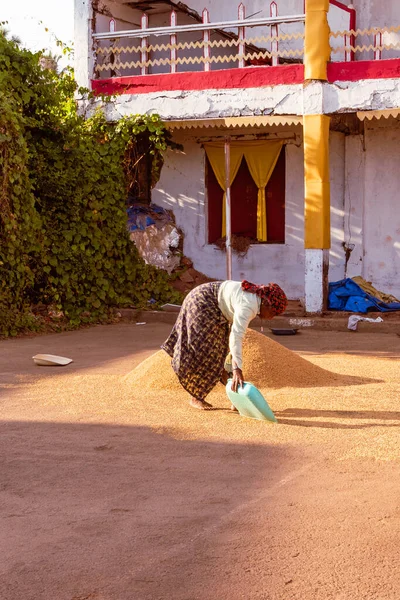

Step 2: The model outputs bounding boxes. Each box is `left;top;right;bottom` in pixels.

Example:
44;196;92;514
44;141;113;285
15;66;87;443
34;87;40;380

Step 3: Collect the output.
347;315;384;331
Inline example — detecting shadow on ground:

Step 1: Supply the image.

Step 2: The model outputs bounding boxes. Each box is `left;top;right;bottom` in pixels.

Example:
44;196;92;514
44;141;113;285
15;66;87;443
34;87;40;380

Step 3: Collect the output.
275;408;400;429
0;419;290;600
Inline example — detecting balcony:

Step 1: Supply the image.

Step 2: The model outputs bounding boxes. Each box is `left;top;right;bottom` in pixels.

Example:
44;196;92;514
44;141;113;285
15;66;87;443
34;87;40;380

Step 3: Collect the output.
93;5;305;79
89;0;400;95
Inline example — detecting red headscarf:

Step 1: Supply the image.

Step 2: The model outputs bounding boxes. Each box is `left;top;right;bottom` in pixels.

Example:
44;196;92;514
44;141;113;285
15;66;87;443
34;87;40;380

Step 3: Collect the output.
242;280;287;316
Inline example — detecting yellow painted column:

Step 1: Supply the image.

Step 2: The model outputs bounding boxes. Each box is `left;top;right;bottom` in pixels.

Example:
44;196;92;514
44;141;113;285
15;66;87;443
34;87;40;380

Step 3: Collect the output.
303;0;331;252
304;0;330;81
304;114;331;249
303;0;331;312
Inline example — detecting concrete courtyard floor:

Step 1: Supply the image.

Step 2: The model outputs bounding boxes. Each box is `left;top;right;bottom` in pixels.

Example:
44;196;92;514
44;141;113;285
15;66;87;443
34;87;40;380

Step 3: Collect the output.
1;323;400;600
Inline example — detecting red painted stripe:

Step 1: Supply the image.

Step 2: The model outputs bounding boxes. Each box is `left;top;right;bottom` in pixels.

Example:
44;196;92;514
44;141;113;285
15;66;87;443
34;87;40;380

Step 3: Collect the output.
328;58;400;82
91;65;304;96
92;59;400;97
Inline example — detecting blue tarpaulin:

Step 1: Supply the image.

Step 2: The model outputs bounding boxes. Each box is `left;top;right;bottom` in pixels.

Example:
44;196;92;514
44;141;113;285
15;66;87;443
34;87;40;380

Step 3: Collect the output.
328;279;400;313
127;203;172;232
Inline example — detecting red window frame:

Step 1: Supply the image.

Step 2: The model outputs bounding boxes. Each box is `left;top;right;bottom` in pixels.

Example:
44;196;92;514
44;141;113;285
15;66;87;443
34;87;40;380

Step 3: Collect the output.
206;147;286;245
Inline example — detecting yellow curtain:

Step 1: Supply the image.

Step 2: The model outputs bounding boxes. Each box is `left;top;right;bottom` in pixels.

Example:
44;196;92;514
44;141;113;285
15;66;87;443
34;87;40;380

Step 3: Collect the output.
205;144;243;237
205;141;283;241
242;141;283;242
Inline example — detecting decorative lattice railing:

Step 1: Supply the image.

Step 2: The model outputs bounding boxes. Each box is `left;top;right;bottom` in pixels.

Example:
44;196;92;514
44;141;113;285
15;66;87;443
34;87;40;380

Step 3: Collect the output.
93;2;305;78
331;24;400;61
92;2;400;80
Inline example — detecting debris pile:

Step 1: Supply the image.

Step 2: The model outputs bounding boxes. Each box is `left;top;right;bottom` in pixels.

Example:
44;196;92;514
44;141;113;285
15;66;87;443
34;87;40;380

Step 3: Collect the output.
127;203;181;275
127;203;212;292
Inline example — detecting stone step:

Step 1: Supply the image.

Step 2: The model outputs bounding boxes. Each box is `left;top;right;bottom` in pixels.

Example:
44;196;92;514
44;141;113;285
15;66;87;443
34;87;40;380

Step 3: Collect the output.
118;308;400;334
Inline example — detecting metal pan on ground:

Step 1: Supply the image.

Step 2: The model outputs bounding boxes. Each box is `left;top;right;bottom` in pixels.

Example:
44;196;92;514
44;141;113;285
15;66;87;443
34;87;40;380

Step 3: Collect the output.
226;380;277;423
32;354;73;367
270;328;298;336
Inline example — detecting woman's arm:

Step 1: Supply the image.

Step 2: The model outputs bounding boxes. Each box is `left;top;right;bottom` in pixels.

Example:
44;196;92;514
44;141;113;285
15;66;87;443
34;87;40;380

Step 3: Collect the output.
229;304;258;392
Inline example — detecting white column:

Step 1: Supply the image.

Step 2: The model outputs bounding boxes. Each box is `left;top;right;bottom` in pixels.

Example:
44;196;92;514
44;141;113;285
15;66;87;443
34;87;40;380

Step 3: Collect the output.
74;0;94;90
303;81;329;314
304;249;329;313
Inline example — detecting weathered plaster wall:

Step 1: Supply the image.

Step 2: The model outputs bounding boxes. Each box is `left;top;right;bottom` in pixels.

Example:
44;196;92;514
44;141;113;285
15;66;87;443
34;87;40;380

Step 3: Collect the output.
344;119;400;297
325;78;400;113
362;119;400;297
340;0;400;61
94;77;400;124
343;133;366;279
351;0;400;30
103;84;304;121
152;129;346;299
329;131;346;283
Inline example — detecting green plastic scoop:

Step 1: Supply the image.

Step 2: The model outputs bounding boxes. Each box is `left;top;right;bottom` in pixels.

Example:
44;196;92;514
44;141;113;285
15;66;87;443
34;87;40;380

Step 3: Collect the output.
226;380;277;423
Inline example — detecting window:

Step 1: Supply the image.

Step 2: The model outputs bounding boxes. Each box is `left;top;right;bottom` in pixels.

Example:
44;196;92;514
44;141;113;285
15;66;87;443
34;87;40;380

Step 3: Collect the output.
206;147;286;245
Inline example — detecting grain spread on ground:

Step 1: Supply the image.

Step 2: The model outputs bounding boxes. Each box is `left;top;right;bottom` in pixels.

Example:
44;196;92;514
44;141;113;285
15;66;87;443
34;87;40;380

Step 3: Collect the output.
125;329;365;403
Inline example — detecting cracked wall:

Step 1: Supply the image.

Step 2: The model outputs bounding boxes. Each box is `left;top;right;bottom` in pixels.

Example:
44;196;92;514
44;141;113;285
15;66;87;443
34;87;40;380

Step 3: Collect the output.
95;78;400;122
102;85;304;122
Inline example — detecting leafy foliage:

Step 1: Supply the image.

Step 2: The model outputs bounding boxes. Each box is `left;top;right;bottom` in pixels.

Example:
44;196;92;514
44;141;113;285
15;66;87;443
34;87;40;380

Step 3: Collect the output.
0;30;180;336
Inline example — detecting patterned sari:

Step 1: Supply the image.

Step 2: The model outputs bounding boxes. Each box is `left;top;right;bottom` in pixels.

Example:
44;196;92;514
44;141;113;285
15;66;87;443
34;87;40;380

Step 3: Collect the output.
162;282;229;401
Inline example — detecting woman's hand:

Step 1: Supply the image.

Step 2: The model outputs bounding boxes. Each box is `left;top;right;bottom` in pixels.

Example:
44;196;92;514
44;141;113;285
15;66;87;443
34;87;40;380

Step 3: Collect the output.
231;368;244;392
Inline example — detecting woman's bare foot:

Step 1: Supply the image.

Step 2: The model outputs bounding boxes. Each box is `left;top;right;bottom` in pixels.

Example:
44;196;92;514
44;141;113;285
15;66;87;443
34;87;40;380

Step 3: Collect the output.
189;398;213;410
230;404;239;412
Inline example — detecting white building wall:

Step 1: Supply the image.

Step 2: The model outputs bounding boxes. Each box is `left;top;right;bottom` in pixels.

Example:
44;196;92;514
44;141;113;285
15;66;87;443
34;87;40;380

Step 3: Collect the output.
362;119;400;297
178;0;399;30
344;119;400;298
339;0;400;61
343;133;366;278
152;129;346;300
329;131;346;283
351;0;400;30
154;122;400;301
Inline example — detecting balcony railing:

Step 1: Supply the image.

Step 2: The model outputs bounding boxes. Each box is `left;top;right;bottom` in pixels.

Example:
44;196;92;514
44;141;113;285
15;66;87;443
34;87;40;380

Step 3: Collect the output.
92;2;400;80
93;2;305;79
331;24;400;62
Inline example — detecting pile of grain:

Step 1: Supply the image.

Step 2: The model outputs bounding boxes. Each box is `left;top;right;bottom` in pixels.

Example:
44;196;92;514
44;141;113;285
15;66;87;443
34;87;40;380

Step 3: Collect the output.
124;349;182;392
125;329;342;394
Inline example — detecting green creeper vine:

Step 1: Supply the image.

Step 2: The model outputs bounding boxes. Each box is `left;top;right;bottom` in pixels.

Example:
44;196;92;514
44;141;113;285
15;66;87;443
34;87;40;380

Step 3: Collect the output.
0;29;181;337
